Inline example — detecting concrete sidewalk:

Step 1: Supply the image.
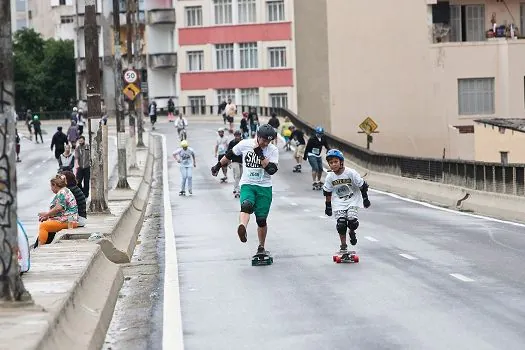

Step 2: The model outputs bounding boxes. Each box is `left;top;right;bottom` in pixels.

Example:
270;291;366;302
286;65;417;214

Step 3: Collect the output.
0;133;156;350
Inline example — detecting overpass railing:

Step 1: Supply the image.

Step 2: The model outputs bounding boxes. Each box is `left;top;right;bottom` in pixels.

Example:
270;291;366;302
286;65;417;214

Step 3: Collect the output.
180;104;525;197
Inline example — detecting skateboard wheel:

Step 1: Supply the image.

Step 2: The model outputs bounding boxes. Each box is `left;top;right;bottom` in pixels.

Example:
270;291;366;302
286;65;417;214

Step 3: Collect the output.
335;256;342;263
269;257;273;264
353;255;359;263
332;255;337;262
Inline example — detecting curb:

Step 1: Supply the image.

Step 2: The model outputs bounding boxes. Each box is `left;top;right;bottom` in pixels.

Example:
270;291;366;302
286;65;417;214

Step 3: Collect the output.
33;134;157;350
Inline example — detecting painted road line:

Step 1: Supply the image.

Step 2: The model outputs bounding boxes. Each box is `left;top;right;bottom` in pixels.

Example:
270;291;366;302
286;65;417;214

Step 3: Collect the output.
158;133;184;350
364;236;378;242
450;273;475;282
399;253;417;260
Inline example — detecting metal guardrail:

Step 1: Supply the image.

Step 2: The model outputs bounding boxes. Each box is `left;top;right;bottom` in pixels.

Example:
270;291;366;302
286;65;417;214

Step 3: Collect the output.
180;104;525;197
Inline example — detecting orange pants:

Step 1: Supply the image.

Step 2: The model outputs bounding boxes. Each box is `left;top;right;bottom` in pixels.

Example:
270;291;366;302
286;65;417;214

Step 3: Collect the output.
38;220;77;246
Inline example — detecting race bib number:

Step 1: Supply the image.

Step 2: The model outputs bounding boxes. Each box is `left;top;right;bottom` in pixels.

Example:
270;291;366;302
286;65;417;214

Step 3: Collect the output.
312;147;320;155
247;168;264;181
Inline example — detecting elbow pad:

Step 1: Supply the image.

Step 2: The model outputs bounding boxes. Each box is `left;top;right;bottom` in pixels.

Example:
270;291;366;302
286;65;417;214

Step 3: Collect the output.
323;190;331;197
264;162;278;175
225;149;235;160
360;181;369;199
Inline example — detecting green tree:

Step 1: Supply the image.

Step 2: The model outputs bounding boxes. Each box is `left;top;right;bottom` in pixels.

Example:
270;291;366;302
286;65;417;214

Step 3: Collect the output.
13;28;75;113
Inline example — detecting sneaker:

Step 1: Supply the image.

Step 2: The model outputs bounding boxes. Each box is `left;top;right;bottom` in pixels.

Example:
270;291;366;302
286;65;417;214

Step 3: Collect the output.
349;231;357;246
339;244;348;252
257;245;266;255
179;191;185;196
188;191;192;196
237;224;247;243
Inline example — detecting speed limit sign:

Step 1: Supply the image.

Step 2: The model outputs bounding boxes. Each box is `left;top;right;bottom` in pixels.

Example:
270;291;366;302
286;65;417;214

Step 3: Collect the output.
123;69;138;84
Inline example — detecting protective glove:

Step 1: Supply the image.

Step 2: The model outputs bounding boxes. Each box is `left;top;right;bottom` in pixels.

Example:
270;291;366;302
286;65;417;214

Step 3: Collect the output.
325;202;332;216
253;146;265;160
211;162;221;176
363;198;371;208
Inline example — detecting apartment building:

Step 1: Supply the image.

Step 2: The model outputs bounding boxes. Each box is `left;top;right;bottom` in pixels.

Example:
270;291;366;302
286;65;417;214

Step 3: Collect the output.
294;0;525;160
176;0;296;112
11;0;30;34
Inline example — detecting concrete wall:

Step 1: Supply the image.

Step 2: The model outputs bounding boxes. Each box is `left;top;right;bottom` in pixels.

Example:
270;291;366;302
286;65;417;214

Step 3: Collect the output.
474;123;525;163
293;0;331;129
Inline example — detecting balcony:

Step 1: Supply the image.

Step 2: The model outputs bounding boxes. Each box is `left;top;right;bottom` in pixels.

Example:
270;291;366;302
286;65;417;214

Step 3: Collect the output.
149;53;177;70
148;9;176;25
77;57;103;72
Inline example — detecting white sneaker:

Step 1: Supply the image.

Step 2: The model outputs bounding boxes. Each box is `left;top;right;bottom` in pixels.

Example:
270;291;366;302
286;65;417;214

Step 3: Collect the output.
188;191;192;196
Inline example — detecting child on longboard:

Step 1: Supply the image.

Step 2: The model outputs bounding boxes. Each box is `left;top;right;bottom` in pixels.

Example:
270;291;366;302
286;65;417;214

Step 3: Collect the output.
322;149;370;260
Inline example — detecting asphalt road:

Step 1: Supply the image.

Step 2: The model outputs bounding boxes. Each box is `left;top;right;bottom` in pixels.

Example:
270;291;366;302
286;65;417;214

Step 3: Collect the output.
157;119;525;350
17;123;117;244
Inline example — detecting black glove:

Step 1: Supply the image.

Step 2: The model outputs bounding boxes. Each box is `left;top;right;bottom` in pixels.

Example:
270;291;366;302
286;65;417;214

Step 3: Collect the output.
211;162;221;176
325;202;332;216
253;146;265;160
363;198;371;208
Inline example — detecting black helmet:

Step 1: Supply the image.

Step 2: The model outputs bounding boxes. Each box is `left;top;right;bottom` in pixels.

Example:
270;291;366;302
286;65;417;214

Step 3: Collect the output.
257;124;277;141
234;129;242;136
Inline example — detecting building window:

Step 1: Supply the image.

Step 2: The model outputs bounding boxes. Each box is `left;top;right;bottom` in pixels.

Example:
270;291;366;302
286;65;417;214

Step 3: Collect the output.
500;151;508;165
268;47;286;68
215;44;234;70
458;78;494;115
241;88;259;107
214;0;232;25
59;0;66;5
16;19;27;30
60;15;74;24
217;89;236;105
15;0;25;12
185;6;202;27
188;96;206;115
239;42;258;69
266;0;285;22
449;4;485;42
269;93;288;108
187;51;204;72
238;0;256;24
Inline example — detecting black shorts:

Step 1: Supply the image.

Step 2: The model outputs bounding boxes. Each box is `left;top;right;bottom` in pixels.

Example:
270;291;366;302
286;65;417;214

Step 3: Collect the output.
226;116;234;123
150;115;157;124
218;154;227;164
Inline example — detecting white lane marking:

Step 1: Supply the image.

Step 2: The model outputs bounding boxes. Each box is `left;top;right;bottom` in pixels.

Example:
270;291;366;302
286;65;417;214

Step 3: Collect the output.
318;215;327;219
290;202;298;206
28;171;33;175
364;236;378;242
303;209;311;212
399;253;417;260
41;159;47;163
157;133;184;350
450;273;475;282
371;189;525;228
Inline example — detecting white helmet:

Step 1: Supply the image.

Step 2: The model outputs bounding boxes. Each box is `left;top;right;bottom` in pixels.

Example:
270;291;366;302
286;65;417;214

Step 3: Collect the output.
73;107;78;112
217;127;224;132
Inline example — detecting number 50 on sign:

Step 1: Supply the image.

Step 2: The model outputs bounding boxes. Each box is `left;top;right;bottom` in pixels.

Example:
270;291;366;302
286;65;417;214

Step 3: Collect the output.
124;69;138;84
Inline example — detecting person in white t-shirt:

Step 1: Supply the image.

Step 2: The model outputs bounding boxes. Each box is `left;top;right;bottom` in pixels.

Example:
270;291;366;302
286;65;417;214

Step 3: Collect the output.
322;149;371;252
224;99;236;133
211;124;278;256
174;114;188;140
214;128;230;181
173;140;196;196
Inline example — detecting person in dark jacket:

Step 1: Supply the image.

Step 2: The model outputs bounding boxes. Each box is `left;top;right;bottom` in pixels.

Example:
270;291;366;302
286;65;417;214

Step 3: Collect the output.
51;126;68;166
30;115;43;143
60;170;87;227
168;97;175;122
267;113;280;145
289;125;306;172
218;100;227;124
304;126;330;190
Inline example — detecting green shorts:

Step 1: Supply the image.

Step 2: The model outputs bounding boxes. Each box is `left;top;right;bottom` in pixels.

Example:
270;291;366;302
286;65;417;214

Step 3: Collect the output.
239;184;273;218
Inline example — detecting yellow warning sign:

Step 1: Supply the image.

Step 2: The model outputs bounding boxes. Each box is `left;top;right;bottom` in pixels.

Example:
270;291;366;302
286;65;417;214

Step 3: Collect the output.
359;117;378;135
123;83;141;101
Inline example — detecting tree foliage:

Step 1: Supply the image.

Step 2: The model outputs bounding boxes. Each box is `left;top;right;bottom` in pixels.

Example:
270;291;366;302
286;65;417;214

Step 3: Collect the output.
13;28;76;112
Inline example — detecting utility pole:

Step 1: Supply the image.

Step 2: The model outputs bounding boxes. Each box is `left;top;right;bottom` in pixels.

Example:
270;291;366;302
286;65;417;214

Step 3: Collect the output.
113;0;129;188
126;0;137;168
85;0;108;212
133;0;145;148
0;0;32;303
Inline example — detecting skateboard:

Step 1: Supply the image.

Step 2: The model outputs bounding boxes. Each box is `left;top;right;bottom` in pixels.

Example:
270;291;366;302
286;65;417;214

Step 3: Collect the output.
252;251;273;266
234;193;240;198
292;166;302;173
220;177;228;183
332;250;359;264
312;182;322;191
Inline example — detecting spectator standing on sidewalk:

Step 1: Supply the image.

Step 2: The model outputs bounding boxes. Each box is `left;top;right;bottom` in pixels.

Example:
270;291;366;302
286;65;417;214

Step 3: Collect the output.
75;135;91;198
67;120;80;149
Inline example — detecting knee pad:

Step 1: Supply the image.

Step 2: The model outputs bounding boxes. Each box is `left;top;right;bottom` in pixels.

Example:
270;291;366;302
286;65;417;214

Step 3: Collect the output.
256;217;267;227
336;217;347;235
240;200;254;214
348;218;359;231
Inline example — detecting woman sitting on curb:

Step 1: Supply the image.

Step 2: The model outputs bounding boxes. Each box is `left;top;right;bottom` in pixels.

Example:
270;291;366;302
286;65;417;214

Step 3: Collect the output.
60;170;87;227
34;174;78;248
